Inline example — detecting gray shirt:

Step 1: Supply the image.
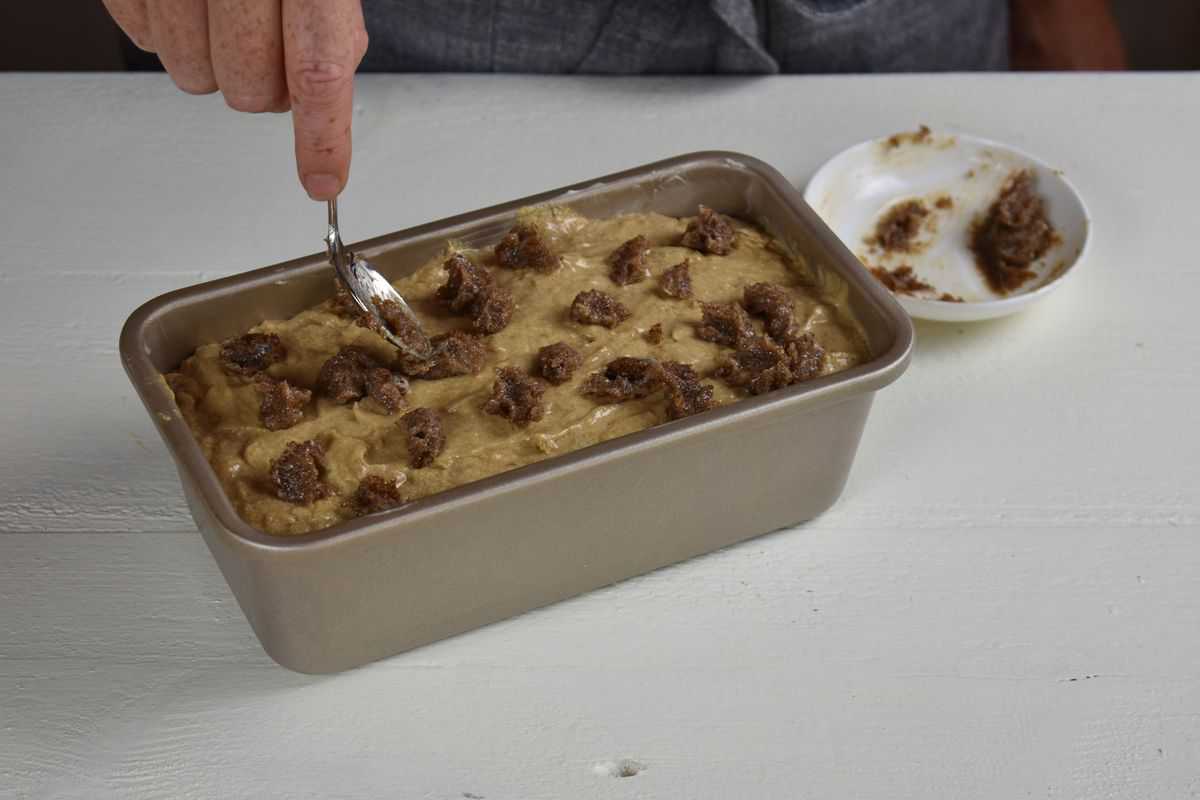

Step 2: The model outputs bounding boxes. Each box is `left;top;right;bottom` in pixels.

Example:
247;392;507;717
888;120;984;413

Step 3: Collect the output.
360;0;1009;74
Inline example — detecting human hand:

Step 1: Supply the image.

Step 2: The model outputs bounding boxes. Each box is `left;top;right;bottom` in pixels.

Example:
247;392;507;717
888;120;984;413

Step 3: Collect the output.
102;0;368;200
1010;0;1127;71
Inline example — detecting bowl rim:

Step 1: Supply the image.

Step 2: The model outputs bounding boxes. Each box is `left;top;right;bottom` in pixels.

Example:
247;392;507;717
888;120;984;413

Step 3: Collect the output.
803;129;1092;318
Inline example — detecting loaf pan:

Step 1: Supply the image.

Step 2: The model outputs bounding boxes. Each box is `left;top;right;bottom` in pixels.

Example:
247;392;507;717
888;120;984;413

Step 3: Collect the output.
120;152;913;673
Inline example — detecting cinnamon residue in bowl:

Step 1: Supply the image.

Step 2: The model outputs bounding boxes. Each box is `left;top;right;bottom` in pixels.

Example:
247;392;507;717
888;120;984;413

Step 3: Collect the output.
884;125;932;149
867;200;930;254
970;170;1057;293
869;265;933;294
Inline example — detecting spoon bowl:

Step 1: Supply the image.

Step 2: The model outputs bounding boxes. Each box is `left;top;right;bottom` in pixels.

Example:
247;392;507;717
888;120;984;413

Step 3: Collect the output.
326;199;433;360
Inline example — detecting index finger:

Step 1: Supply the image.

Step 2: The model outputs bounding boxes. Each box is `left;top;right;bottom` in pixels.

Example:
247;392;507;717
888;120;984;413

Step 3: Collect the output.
282;0;368;200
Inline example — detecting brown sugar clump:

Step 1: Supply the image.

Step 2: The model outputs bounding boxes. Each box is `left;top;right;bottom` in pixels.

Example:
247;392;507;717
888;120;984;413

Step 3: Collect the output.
436;253;515;335
869;265;934;295
717;334;825;395
400;407;446;468
681;205;736;255
335;280;401;339
364;367;408;414
660;361;715;420
696;302;757;348
608;235;651;286
318;347;408;412
644;323;664;345
255;376;312;431
317;347;381;404
437;253;494;314
349;475;405;515
716;338;795;395
400;331;488;380
373;297;432;354
970;170;1056;293
484;367;547;426
220;332;286;377
570;289;630;328
935;195;954;210
582;357;662;404
743;282;796;340
470;285;515;335
780;332;825;383
938;293;965;303
351;309;385;335
270;440;329;505
658;260;693;299
535;341;583;385
868;200;929;254
494;224;560;273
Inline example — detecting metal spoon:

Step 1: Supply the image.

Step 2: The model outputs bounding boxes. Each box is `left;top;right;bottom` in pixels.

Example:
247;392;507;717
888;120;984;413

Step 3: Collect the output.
326;198;433;361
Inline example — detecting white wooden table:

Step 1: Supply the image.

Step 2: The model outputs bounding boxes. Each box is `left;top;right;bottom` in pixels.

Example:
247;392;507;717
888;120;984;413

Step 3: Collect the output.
3;72;1199;799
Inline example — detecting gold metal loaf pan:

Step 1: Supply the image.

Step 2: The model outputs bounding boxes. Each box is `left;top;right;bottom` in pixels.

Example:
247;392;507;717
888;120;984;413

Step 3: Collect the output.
120;153;913;673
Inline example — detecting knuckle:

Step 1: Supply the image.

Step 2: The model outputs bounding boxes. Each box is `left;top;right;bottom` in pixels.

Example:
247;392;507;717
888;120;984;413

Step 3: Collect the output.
288;60;352;105
298;134;349;161
295;117;351;151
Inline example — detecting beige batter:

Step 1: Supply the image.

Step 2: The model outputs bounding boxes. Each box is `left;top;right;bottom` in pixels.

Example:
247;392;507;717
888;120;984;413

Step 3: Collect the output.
167;207;870;535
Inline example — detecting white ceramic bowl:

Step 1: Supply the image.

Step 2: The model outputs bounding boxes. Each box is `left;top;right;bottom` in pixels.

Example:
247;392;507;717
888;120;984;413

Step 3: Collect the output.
804;128;1090;322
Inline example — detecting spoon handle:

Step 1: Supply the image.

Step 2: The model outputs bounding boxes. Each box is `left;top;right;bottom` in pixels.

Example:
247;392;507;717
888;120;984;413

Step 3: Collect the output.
326;198;347;271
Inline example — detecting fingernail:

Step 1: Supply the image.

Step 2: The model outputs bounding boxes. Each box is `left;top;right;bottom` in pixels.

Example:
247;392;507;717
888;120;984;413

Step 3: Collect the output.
303;173;340;200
